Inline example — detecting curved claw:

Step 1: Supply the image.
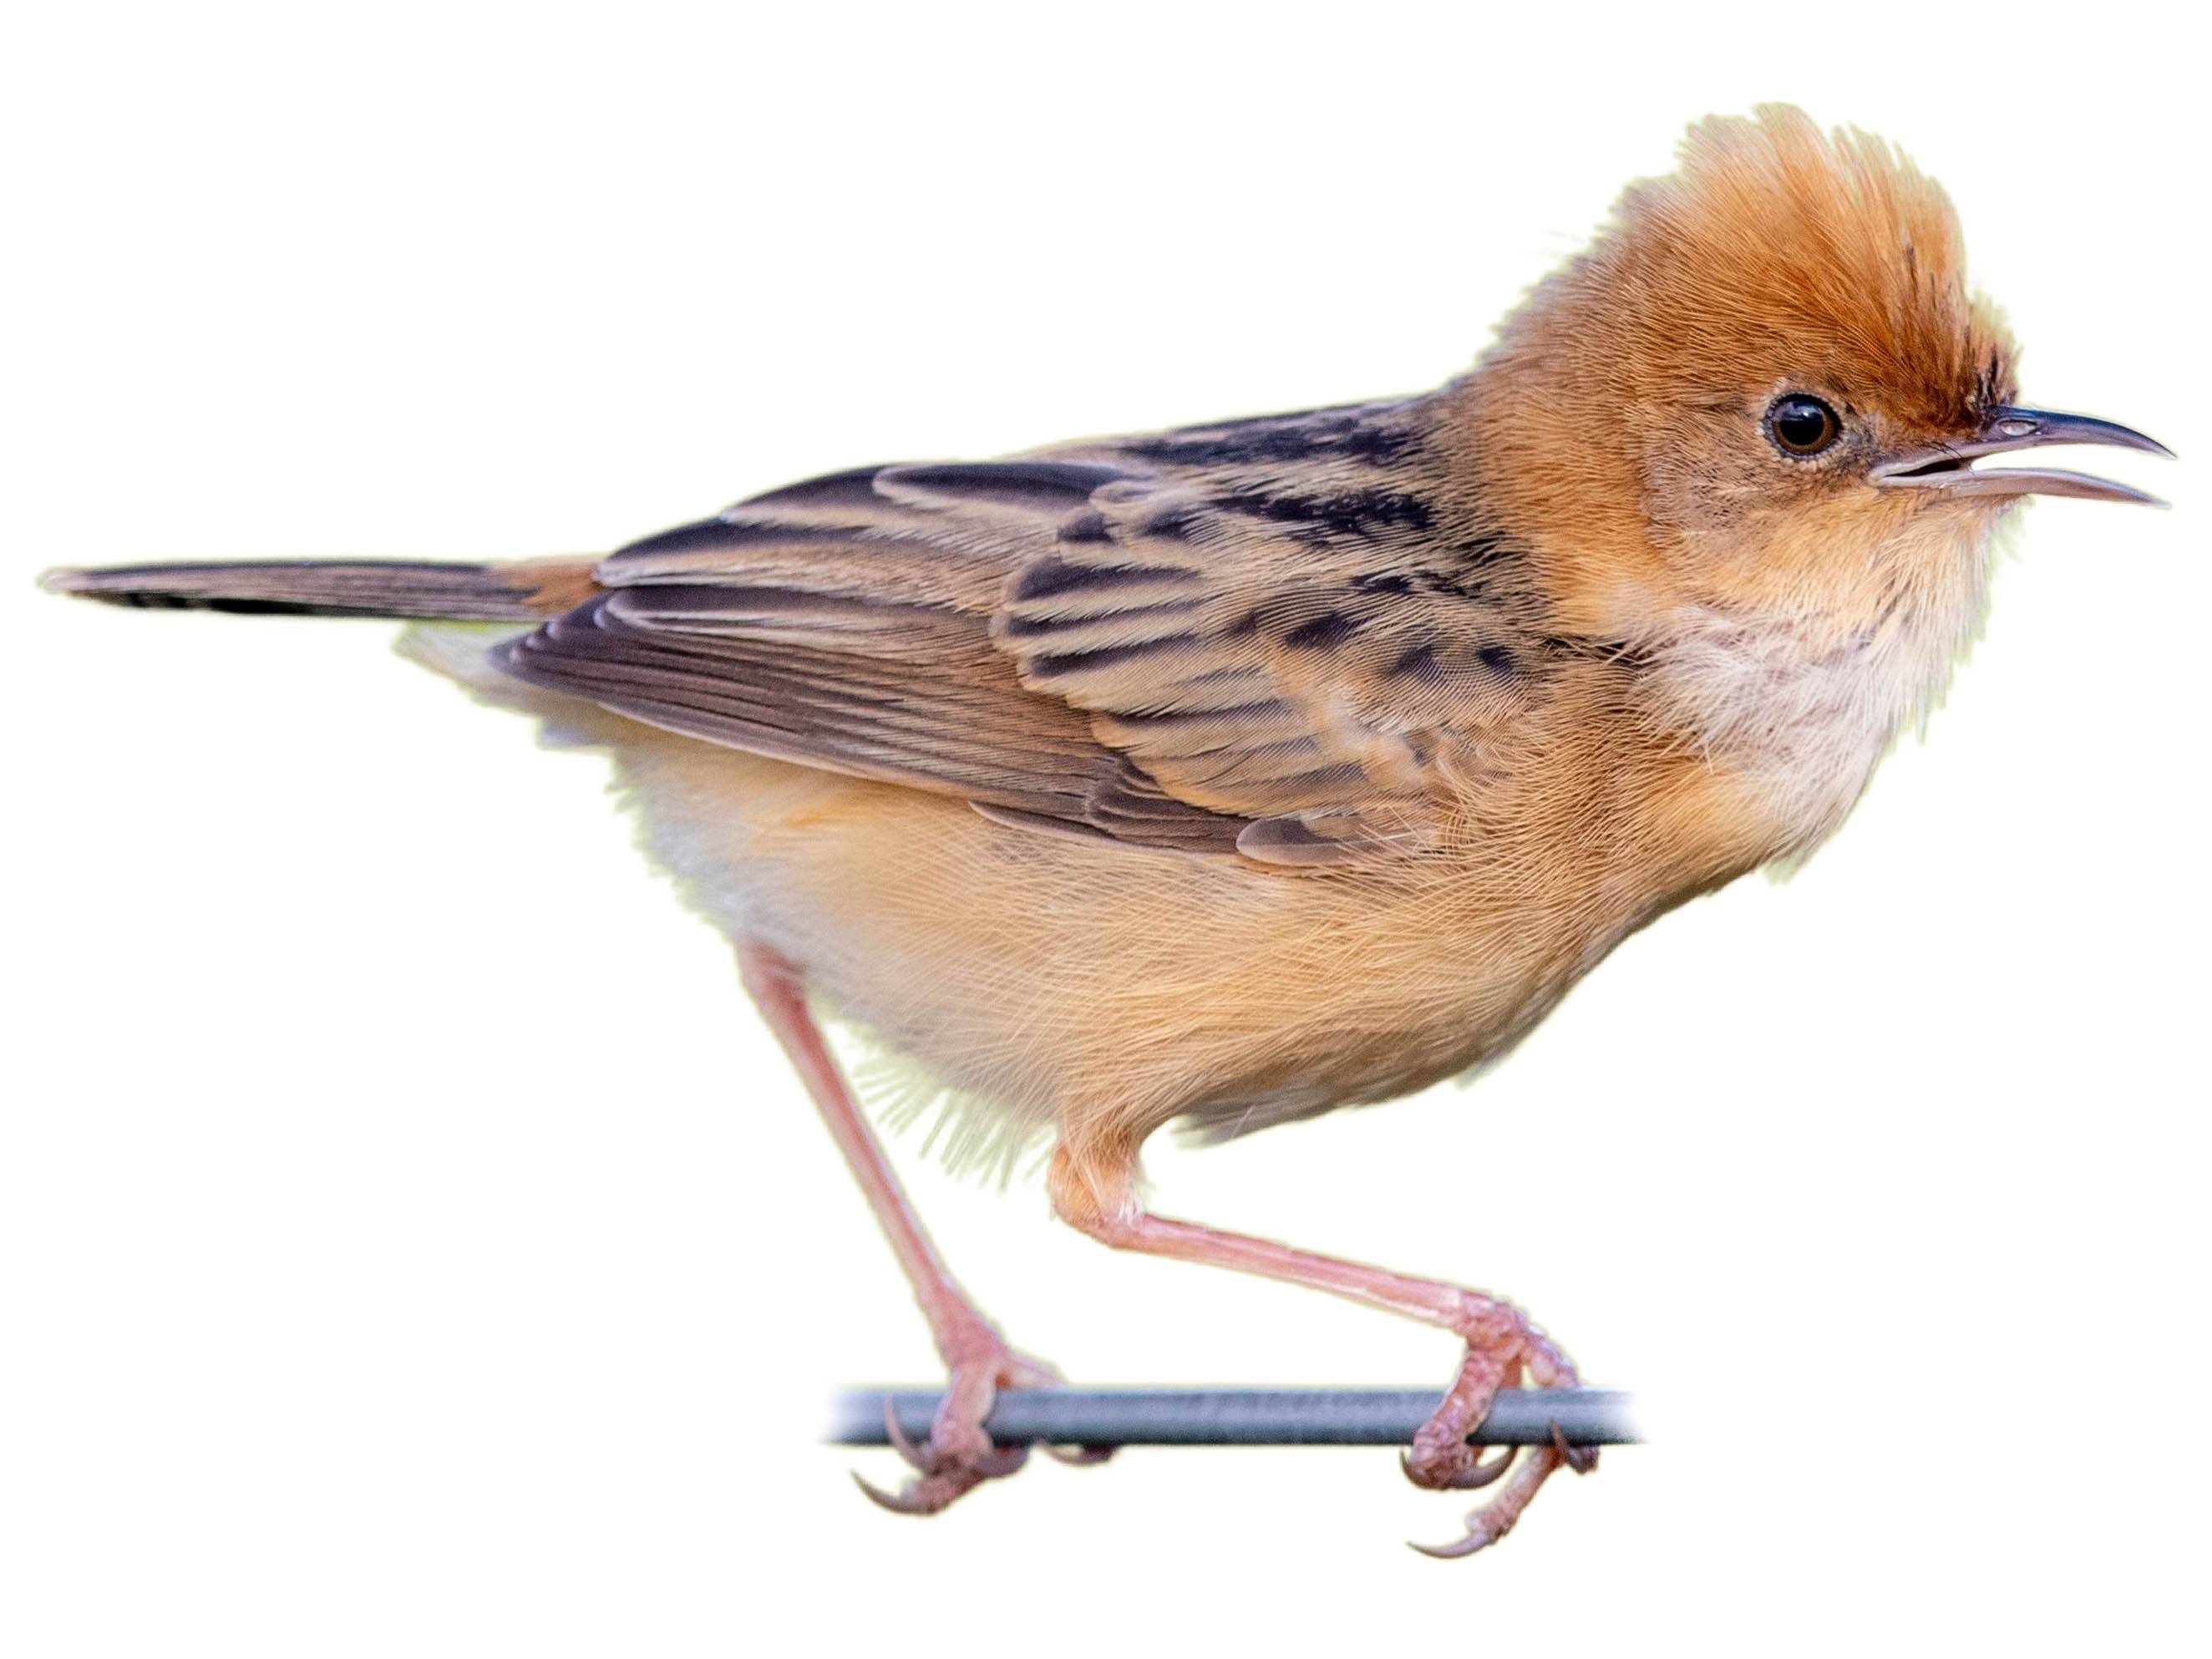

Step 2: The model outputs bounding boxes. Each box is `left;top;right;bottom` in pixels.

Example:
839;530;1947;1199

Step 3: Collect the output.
881;1397;932;1473
1550;1421;1600;1476
1401;1443;1516;1492
1043;1442;1116;1468
1407;1520;1499;1560
851;1468;956;1516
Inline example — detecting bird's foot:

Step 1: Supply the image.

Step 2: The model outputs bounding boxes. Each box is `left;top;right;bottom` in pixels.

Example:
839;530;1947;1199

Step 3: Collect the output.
853;1322;1105;1514
1400;1292;1596;1558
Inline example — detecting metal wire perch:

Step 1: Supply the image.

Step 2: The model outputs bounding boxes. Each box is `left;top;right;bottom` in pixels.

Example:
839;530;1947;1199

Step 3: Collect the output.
826;1386;1641;1449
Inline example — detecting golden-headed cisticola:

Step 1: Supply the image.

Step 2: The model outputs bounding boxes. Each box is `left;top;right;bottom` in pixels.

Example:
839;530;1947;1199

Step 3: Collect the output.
39;104;2174;1555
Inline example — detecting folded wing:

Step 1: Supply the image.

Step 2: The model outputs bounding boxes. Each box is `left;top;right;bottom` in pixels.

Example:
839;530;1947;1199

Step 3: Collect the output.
495;403;1540;866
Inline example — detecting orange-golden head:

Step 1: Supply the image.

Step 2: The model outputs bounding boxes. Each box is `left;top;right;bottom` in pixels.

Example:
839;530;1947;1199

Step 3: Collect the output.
1458;104;2168;645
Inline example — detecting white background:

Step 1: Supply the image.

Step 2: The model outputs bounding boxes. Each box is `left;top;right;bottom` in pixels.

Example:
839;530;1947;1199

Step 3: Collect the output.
4;6;2206;1655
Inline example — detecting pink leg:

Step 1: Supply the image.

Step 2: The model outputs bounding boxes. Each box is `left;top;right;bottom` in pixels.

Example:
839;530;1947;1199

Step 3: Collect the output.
1049;1145;1593;1558
738;941;1076;1514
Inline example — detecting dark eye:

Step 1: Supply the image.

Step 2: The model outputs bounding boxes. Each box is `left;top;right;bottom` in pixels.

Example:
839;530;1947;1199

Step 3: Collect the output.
1766;393;1841;456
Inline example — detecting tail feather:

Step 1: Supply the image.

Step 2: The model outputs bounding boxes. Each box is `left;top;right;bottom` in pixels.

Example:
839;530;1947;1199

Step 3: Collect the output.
38;557;598;621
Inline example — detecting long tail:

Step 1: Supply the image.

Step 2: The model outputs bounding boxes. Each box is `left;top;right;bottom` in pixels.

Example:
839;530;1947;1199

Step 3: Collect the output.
38;556;599;621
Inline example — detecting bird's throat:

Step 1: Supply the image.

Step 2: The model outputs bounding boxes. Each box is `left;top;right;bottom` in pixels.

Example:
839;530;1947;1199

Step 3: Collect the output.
1641;520;2000;861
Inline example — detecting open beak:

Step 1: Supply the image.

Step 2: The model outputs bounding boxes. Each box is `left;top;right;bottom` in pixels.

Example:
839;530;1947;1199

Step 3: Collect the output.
1873;406;2174;507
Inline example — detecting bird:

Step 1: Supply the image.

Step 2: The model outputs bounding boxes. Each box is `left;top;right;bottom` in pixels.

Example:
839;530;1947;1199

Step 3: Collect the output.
38;104;2173;1558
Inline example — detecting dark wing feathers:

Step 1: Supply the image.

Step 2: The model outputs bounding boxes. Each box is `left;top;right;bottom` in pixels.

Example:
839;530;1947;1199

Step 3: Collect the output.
495;400;1535;865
